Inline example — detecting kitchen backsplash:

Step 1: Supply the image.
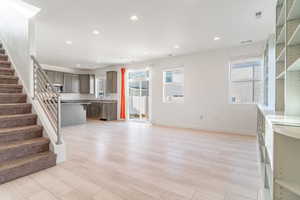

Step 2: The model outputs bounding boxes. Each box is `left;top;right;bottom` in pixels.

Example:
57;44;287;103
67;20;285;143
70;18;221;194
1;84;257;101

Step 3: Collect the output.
60;93;96;100
102;93;118;100
61;93;119;101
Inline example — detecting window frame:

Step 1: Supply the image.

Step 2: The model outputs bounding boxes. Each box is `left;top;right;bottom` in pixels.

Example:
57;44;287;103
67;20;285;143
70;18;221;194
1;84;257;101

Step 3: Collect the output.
229;59;263;105
162;67;185;104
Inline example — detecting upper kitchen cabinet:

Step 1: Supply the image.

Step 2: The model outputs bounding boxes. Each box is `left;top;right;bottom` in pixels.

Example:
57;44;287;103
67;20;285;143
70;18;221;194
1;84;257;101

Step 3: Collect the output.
106;71;117;93
80;74;95;94
63;73;72;93
72;74;80;93
45;70;54;82
45;70;64;85
63;73;80;93
80;74;89;93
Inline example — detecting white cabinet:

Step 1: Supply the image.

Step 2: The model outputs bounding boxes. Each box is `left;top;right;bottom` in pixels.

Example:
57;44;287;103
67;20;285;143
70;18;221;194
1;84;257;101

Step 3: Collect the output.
257;105;300;200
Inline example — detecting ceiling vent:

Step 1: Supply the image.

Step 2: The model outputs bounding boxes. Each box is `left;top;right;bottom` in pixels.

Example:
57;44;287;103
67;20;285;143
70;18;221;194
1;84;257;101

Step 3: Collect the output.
241;40;253;45
255;11;262;19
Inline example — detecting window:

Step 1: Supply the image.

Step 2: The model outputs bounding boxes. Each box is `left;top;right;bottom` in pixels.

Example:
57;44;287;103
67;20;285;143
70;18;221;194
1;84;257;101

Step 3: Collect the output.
229;60;263;104
97;79;105;97
163;68;184;103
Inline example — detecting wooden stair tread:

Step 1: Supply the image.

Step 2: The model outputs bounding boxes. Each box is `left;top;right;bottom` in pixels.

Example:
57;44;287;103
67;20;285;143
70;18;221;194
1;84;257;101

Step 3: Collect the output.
0;61;10;64
0;93;26;96
0;84;22;88
0;137;49;151
0;93;27;104
0;152;55;171
0;125;42;134
0;103;30;107
0;113;36;119
0;68;14;76
0;68;14;72
0;103;32;115
0;75;18;79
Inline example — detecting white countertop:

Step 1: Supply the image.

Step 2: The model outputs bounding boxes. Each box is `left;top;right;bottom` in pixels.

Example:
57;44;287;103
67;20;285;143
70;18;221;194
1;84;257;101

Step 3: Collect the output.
258;104;300;139
257;105;300;126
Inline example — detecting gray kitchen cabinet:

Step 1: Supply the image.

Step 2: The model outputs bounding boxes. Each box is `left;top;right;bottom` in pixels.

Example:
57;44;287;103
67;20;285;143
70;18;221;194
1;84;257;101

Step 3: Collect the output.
80;75;90;94
100;102;117;121
45;70;64;85
80;74;95;94
106;71;117;94
63;73;73;93
63;73;79;93
55;71;64;85
87;101;117;120
46;70;95;94
72;74;80;93
87;102;100;118
45;70;55;83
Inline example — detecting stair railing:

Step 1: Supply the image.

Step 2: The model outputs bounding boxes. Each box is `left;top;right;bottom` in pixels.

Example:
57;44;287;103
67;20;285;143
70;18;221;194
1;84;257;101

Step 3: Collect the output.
31;55;62;145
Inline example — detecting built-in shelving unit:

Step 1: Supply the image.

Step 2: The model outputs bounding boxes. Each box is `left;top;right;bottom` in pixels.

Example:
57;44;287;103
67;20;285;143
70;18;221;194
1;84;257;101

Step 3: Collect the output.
257;1;300;199
275;0;300;115
276;61;285;79
287;20;300;45
287;0;300;20
277;1;286;27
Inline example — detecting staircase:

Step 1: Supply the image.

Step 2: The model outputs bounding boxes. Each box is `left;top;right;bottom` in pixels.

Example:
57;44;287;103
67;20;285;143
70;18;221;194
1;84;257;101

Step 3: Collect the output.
0;44;56;184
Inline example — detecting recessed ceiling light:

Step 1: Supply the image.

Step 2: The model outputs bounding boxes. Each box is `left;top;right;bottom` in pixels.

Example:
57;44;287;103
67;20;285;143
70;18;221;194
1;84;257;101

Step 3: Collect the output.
92;30;100;35
130;15;139;21
214;36;221;41
174;45;180;49
65;40;72;45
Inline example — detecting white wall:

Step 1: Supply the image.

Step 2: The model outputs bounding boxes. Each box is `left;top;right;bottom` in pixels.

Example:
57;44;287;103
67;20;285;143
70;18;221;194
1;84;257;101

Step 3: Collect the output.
0;2;35;95
99;42;265;135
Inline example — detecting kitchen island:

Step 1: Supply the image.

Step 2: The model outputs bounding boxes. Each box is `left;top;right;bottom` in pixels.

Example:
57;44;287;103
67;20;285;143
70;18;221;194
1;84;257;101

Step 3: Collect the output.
87;100;118;121
61;99;118;127
61;100;91;127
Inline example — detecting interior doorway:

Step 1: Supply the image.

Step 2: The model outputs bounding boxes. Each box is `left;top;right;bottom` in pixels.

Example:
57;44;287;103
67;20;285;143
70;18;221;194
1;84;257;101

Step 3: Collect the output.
127;69;150;121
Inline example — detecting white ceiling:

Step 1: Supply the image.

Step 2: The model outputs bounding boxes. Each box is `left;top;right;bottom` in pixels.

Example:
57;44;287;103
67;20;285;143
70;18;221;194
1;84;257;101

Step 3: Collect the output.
23;0;276;69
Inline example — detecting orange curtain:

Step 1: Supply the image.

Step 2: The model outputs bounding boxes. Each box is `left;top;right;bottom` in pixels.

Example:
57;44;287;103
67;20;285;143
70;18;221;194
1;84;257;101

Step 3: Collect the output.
120;68;126;119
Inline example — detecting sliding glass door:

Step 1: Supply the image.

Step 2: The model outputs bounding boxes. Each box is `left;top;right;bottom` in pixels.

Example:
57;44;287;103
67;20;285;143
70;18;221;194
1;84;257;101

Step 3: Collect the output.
127;70;149;121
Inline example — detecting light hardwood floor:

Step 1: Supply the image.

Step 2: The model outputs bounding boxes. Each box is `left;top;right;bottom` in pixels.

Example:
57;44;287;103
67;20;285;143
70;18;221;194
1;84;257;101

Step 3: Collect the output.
0;120;262;200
